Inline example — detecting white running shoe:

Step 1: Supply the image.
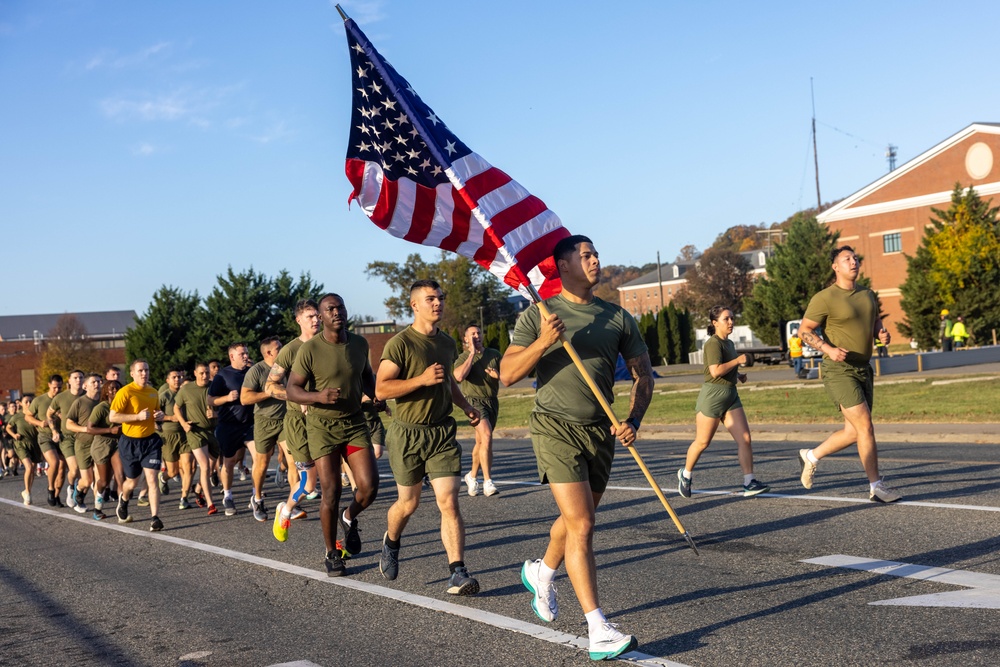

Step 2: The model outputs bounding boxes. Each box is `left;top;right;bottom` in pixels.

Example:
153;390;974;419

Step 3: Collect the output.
870;479;902;503
21;490;31;506
798;449;817;489
588;622;637;661
521;559;557;622
464;472;479;497
483;479;499;497
66;486;77;509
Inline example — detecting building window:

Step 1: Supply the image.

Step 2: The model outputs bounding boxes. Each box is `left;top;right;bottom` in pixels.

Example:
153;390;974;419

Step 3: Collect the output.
883;232;902;254
646;290;650;297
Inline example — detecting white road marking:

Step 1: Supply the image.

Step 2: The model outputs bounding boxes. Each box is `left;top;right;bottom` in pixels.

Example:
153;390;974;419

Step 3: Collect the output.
266;662;324;667
0;498;688;666
179;651;213;660
802;554;1000;608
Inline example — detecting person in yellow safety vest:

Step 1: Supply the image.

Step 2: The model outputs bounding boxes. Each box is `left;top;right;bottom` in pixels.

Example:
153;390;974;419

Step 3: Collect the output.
951;316;969;349
874;335;888;358
789;334;804;377
940;309;954;352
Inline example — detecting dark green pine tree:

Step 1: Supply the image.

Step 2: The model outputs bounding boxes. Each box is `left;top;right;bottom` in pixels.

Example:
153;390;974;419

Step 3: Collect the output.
743;213;840;346
125;286;207;380
200;267;280;361
678;308;694;363
639;312;659;365
667;302;683;364
272;270;325;341
657;306;673;365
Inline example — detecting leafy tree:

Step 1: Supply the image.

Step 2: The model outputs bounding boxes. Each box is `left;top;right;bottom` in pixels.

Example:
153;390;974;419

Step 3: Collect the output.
38;315;107;384
365;252;515;332
673;248;754;325
743;213;840;346
676;244;701;263
200;267;278;358
272;270;326;340
711;224;766;254
901;184;1000;347
125;287;207;380
594;263;657;302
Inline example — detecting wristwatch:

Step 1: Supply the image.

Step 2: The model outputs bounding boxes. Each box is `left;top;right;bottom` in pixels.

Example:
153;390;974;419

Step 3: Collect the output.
625;417;641;432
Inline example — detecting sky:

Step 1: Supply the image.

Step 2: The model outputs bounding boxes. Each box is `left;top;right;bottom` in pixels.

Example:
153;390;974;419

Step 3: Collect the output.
3;0;1000;322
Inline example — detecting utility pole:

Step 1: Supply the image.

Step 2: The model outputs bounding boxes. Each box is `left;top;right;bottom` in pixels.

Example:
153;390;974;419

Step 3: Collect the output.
811;78;821;210
886;144;898;171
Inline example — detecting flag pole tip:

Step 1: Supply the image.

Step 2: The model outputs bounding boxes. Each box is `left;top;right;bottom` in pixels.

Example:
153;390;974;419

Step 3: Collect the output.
335;4;350;21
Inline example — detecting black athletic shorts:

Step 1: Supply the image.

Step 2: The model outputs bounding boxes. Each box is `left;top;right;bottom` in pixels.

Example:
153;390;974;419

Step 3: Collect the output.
215;421;254;459
118;433;164;480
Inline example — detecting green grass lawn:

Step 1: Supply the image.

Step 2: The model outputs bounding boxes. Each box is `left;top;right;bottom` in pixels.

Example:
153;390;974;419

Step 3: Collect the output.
436;375;1000;427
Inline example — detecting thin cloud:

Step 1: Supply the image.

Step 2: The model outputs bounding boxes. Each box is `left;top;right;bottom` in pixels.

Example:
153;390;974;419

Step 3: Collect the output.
131;142;161;156
85;41;173;71
250;120;294;144
100;84;242;125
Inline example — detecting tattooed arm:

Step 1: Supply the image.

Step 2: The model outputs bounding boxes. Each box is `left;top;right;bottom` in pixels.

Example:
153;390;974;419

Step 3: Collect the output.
799;317;848;362
612;351;654;446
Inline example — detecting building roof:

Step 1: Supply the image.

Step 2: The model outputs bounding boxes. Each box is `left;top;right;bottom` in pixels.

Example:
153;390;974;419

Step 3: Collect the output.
617;250;768;291
818;122;1000;224
0;311;137;341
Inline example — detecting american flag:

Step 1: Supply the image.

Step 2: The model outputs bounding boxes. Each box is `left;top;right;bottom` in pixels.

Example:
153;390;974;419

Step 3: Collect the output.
342;16;569;299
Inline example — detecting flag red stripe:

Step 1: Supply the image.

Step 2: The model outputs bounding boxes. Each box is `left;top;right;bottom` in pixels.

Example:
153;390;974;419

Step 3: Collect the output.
370;174;396;230
487;195;550;239
440;188;471;252
403;183;437;244
346;158;366;204
461;167;512;203
513;228;570;280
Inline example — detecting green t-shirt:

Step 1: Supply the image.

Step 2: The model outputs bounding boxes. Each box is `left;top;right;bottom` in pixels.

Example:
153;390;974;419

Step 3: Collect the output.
174;383;215;430
88;401;116;449
274;337;305;414
30;393;54;438
242;360;287;421
381;326;457;425
67;395;99;447
10;412;38;444
454;348;501;400
158;386;183;433
511;295;647;424
703;335;738;387
292;332;371;420
803;283;878;365
49;389;82;445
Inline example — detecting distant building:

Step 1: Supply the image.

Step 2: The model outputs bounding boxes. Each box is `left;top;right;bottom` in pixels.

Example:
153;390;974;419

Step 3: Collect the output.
617;251;769;318
817;123;1000;339
0;310;135;400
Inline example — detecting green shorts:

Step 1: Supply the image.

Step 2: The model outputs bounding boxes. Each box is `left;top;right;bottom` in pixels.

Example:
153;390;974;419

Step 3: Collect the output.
90;436;118;466
58;435;76;460
469;397;499;429
284;411;311;464
307;412;371;461
161;429;184;462
529;411;615;494
75;439;94;470
38;431;56;454
187;428;221;459
14;437;43;465
821;360;874;411
366;412;386;447
387;417;461;486
695;383;743;420
254;417;285;455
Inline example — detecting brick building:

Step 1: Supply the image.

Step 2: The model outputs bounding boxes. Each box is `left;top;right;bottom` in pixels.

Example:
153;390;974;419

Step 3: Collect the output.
817;123;1000;338
617;251;769;318
0;311;134;401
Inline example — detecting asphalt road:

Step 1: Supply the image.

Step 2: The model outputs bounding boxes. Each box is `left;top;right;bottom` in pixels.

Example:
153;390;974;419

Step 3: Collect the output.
2;434;999;667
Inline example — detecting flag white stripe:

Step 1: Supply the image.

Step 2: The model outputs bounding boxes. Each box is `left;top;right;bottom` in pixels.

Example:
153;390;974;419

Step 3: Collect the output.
474;179;531;222
447;153;492;188
501;209;564;257
385;177;417;239
356;161;385;216
421;182;458;248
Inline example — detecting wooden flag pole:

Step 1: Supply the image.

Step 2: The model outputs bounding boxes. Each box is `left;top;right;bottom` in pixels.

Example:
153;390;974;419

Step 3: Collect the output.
530;293;700;555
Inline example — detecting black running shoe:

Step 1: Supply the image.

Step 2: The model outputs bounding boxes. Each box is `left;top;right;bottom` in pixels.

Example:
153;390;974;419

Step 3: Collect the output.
447;566;480;596
47;490;57;507
157;471;169;495
324;550;347;577
116;497;132;524
150;516;164;532
379;532;399;581
210;471;220;488
340;511;362;555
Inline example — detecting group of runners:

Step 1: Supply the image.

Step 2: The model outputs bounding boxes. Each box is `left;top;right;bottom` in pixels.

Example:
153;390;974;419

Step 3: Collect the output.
1;238;898;661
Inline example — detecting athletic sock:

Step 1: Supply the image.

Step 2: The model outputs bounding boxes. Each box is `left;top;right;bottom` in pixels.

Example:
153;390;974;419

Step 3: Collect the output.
585;608;609;635
682;469;692;480
385;535;401;550
537;560;557;584
343;509;351;523
806;450;819;464
870;480;881;492
449;560;465;574
224;490;233;501
281;505;292;519
744;474;756;486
